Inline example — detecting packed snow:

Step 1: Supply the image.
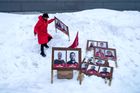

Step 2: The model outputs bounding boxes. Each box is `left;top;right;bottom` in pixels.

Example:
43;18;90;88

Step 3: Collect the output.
0;9;140;93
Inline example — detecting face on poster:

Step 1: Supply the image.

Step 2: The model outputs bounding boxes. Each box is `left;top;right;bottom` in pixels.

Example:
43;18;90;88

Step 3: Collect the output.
67;51;79;64
97;42;108;48
105;50;114;57
88;41;97;48
54;50;66;64
87;65;99;71
99;67;111;73
95;48;105;59
55;18;69;34
95;59;105;65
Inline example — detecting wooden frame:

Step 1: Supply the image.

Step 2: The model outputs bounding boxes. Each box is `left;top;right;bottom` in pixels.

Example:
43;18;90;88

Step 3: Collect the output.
53;50;66;69
94;47;117;67
86;64;100;76
80;56;114;85
94;47;105;59
83;56;94;64
95;58;109;66
51;47;82;84
98;66;114;86
98;66;113;78
80;56;94;75
86;40;108;51
104;49;117;61
54;17;70;41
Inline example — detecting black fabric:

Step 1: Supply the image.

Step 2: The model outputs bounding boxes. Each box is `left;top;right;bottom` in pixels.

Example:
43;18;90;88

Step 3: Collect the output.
40;36;52;57
44;44;49;48
48;36;52;42
40;52;46;57
40;44;46;57
41;44;45;54
40;43;49;54
43;13;49;18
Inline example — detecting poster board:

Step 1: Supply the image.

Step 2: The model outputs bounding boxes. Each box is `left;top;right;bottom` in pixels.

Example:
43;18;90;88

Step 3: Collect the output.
86;40;108;51
83;56;94;64
98;66;113;79
55;17;70;40
51;47;81;84
95;58;109;66
94;47;117;61
86;64;100;76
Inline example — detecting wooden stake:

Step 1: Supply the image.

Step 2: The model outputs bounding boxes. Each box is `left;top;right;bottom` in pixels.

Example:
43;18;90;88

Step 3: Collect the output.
104;78;107;84
115;61;118;68
77;72;84;85
51;48;54;84
51;69;53;84
68;35;70;41
108;78;112;86
55;27;57;33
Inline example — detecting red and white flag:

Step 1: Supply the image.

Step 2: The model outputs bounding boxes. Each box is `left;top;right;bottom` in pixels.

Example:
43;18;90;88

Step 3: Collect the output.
68;32;79;48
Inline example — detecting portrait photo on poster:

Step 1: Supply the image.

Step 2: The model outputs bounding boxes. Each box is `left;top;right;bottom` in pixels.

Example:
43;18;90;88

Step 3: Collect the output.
95;58;105;65
99;67;111;73
97;41;108;48
53;50;66;69
88;41;97;48
87;64;99;72
98;66;113;78
87;40;97;50
87;40;108;50
88;57;94;64
94;47;105;59
104;49;116;60
55;17;69;35
67;51;78;64
86;64;100;75
54;50;66;64
83;56;94;64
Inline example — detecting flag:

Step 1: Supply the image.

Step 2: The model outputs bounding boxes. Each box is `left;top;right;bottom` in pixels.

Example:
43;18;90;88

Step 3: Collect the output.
68;32;79;48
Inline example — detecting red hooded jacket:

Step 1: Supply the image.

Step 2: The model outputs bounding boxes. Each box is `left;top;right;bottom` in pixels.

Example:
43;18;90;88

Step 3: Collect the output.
34;15;55;44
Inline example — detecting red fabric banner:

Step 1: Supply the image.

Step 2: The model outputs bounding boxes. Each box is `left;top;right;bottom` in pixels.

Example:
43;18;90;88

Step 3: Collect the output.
69;32;79;48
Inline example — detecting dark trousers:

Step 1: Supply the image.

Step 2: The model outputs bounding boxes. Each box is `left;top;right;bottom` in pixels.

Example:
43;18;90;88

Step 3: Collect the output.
40;36;52;54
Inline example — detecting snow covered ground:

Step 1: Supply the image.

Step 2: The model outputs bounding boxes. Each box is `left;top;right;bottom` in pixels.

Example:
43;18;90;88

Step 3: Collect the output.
0;9;140;93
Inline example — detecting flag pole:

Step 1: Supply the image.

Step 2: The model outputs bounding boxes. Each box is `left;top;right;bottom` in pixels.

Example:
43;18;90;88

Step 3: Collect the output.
54;16;57;33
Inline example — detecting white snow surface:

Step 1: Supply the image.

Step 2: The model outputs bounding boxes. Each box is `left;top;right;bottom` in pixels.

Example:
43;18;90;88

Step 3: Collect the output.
0;9;140;93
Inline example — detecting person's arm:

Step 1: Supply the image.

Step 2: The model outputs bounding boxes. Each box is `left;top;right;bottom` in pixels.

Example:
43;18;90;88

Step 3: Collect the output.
34;21;42;36
48;18;55;24
34;24;38;36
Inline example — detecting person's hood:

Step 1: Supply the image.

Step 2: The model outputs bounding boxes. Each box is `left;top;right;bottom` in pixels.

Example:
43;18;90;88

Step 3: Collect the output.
38;15;48;22
38;15;43;21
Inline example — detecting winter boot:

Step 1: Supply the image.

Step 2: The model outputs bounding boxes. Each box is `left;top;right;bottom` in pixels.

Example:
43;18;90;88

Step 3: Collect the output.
40;44;46;57
40;52;46;57
44;44;49;48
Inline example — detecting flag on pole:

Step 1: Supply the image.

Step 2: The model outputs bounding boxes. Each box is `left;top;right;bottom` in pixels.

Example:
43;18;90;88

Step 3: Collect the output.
68;32;79;48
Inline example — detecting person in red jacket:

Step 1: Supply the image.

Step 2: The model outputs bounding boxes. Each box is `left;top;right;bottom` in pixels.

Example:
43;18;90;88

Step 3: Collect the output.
34;13;55;57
